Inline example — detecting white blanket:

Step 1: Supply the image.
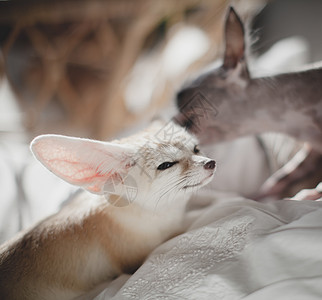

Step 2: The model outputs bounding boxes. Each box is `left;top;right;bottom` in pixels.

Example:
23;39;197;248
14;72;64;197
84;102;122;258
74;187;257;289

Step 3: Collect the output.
95;192;322;299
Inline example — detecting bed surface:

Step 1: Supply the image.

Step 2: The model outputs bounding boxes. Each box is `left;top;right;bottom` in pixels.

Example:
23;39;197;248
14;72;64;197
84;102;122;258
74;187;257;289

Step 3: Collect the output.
95;192;322;299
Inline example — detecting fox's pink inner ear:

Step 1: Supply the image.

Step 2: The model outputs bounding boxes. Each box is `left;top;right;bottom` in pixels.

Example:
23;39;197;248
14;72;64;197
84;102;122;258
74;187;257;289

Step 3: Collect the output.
223;7;245;69
31;135;135;194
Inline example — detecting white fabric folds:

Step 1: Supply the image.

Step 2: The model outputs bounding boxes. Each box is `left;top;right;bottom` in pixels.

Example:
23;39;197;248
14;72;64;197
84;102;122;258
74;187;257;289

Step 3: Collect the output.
95;192;322;300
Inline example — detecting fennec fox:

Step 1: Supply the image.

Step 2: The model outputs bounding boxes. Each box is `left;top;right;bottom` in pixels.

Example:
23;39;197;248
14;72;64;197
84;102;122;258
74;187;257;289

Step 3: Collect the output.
0;121;216;300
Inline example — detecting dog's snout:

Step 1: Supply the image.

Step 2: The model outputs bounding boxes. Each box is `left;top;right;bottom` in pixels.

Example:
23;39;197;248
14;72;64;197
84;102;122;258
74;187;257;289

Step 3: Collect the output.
176;90;187;108
176;87;194;109
204;160;216;170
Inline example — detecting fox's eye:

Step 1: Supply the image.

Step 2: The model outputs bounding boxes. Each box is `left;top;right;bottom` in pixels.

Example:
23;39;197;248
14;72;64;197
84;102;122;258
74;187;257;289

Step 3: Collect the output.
157;161;178;170
193;145;200;154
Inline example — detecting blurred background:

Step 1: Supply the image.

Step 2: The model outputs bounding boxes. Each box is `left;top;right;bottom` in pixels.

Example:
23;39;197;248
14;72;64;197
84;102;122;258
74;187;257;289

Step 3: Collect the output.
0;0;322;241
0;0;265;141
1;0;322;141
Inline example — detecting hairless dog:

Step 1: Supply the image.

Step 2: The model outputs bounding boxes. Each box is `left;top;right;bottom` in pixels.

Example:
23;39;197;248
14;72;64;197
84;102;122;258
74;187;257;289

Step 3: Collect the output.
175;7;322;199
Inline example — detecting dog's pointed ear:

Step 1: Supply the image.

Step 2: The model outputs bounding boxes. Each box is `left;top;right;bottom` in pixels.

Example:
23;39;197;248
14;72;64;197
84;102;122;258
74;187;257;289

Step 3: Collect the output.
223;7;246;69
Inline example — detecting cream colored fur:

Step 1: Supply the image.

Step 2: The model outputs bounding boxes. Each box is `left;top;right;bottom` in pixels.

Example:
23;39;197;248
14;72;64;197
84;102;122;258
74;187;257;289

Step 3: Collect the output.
0;121;215;300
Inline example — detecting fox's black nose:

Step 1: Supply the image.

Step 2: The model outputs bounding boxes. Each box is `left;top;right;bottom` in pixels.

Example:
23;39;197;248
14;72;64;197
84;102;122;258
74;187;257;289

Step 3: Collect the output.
204;160;216;170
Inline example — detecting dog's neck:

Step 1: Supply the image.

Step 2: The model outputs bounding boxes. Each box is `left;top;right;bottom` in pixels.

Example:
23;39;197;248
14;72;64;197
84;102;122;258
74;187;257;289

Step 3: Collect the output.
240;68;322;145
250;67;322;110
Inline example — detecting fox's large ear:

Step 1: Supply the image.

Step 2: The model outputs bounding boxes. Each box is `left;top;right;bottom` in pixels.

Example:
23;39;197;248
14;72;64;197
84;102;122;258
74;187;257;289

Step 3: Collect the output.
223;7;246;69
31;135;136;194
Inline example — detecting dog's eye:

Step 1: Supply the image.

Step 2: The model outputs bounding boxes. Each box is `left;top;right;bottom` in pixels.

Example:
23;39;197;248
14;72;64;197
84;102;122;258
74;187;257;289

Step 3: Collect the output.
193;145;200;154
157;161;178;170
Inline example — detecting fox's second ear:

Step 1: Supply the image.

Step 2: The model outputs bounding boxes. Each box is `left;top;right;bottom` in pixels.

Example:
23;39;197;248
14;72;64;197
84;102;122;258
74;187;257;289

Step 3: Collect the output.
31;135;136;194
223;7;246;70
